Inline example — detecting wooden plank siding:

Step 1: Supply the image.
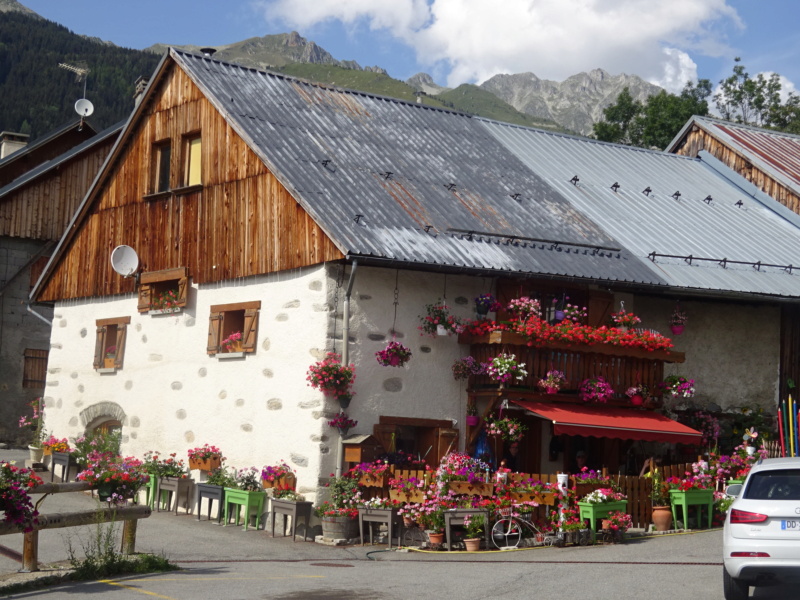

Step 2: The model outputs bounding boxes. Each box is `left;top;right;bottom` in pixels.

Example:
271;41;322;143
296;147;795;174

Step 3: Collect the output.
674;128;800;215
0;137;113;241
38;62;343;303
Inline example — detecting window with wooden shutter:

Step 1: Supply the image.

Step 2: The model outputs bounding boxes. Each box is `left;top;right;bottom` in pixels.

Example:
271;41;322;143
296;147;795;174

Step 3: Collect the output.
22;349;49;388
207;301;261;356
94;317;131;371
151;140;171;193
138;267;189;313
182;133;202;187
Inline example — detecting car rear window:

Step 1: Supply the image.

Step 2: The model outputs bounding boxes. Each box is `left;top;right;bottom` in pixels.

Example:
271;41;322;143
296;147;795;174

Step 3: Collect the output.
744;469;800;500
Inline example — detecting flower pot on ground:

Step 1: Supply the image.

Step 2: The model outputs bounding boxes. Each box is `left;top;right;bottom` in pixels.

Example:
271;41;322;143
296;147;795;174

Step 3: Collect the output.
652;505;673;531
464;538;481;551
320;514;360;540
27;445;44;463
427;531;445;546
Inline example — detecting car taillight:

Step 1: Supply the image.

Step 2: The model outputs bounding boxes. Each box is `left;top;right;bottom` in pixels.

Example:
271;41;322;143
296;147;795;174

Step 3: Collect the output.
730;552;770;557
730;509;768;524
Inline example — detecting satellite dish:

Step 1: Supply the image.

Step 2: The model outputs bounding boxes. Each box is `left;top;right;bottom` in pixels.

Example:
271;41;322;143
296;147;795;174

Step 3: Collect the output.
110;245;139;277
75;98;94;117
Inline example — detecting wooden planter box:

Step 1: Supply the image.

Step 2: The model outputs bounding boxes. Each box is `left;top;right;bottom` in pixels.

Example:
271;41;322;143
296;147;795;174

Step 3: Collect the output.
447;480;494;497
509;491;556;505
389;489;426;504
358;473;388;488
189;456;221;471
262;474;296;490
574;482;608;500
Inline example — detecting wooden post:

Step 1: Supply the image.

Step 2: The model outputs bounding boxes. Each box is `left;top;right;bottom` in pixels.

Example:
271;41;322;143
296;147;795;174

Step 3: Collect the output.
21;530;39;572
121;519;137;555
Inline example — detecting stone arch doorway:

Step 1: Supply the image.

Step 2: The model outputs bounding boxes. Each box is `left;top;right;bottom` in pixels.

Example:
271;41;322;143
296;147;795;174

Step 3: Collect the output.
79;401;126;435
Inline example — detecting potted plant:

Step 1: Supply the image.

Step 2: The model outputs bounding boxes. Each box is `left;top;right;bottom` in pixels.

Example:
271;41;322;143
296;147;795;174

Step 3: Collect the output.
224;467;267;530
462;513;485;551
328;412;357;437
152;288;180;313
418;300;463;337
437;452;494;496
375;341;412;367
538;369;567;394
0;461;43;531
660;374;695;399
451;356;488;380
307;352;356;408
19;397;46;462
563;303;588;324
507;296;541;321
220;331;243;353
197;466;235;523
315;471;361;541
577;487;628;536
485;415;527;443
650;469;672;531
187;444;223;471
601;511;632;543
625;383;649;406
611;309;641;331
261;461;296;490
76;452;149;503
474;293;501;317
486;353;528;385
41;435;70;457
419;501;446;547
465;403;480;427
579;376;614;403
388;475;427;503
669;305;688;335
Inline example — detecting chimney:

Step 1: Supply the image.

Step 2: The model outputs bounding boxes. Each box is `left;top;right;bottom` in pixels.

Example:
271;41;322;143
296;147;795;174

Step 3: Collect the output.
200;47;216;58
132;76;148;108
0;131;29;159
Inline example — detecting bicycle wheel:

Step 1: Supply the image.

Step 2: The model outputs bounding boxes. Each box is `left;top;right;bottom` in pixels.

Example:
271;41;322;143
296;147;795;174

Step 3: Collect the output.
402;525;427;548
491;518;523;549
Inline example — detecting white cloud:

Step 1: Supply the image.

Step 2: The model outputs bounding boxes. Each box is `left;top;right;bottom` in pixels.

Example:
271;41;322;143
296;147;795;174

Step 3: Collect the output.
255;0;741;90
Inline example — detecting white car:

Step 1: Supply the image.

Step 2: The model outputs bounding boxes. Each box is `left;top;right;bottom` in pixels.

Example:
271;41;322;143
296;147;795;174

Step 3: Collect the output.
722;457;800;599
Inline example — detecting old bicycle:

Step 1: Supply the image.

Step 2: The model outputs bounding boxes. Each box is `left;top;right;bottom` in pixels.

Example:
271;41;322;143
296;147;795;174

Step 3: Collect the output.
491;505;562;549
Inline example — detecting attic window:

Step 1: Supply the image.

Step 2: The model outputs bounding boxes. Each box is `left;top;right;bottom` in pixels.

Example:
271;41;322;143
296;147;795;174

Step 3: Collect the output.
138;267;189;314
94;316;130;372
182;134;202;187
151;140;171;193
207;301;260;358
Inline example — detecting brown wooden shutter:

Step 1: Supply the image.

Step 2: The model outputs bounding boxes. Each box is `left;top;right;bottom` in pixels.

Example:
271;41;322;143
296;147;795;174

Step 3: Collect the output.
93;326;106;369
114;325;127;369
207;312;222;354
436;427;459;465
242;308;259;353
373;423;398;454
588;291;614;328
176;274;188;308
137;283;152;312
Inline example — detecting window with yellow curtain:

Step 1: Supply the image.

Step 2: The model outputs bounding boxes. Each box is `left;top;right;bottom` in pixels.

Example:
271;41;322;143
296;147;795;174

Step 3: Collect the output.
183;134;202;186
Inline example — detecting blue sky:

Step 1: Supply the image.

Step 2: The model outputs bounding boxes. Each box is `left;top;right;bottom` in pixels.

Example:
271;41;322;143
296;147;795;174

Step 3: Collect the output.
20;0;800;95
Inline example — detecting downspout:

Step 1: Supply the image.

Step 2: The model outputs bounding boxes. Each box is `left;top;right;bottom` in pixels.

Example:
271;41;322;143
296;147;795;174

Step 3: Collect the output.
27;304;52;327
336;259;358;477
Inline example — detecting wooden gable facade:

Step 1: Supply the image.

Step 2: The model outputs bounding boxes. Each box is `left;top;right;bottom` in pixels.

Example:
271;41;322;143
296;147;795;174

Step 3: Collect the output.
37;58;344;304
670;120;800;216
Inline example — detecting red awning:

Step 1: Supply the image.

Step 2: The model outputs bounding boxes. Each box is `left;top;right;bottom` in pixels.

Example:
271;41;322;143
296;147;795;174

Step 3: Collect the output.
512;400;703;444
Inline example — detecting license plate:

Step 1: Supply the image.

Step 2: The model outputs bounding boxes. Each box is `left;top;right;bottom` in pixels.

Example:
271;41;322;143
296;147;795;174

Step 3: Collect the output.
781;520;800;530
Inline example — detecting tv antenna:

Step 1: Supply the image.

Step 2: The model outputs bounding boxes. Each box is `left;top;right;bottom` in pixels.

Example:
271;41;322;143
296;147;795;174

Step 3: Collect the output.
59;62;93;128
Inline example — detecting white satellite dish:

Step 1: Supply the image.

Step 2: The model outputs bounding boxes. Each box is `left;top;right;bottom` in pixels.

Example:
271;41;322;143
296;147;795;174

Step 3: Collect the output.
110;245;139;277
75;98;94;117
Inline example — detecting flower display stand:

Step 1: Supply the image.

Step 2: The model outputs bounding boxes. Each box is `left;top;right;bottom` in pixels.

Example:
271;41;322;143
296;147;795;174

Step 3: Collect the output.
444;508;490;551
358;507;403;549
270;498;313;542
669;489;714;529
389;489;425;503
50;452;80;483
196;483;225;523
157;477;195;515
189;456;221;471
447;481;494;497
223;488;266;531
577;500;628;542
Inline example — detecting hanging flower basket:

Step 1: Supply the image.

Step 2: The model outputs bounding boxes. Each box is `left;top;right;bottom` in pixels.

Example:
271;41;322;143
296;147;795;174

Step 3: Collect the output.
538;370;566;394
579;376;614;403
625;383;649;407
659;375;695;399
474;293;502;316
375;341;412;367
485;415;527;442
327;412;357;437
418;300;463;337
306;353;355;401
487;353;528;384
611;310;641;330
507;296;541;321
669;305;687;335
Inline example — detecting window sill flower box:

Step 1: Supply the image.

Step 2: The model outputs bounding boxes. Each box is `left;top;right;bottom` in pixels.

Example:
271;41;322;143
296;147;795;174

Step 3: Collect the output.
358;473;387;488
149;307;182;316
217;352;245;360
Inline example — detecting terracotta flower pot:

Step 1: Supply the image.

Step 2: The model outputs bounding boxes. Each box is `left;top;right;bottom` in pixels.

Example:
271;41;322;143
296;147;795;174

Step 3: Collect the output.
427;532;444;546
464;538;481;552
652;505;673;531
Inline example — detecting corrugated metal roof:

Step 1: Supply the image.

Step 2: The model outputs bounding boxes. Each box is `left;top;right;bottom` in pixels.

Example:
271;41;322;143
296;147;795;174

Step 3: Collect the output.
174;49;662;285
482;120;800;297
0;122;122;199
670;116;800;193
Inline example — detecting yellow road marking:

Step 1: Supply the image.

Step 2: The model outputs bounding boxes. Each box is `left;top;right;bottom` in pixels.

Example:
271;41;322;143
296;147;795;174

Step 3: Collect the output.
115;576;325;582
99;580;177;599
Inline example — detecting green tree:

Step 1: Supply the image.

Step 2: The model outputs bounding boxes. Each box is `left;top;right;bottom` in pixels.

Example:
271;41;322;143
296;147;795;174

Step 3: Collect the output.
593;81;711;149
714;57;783;127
